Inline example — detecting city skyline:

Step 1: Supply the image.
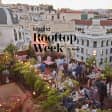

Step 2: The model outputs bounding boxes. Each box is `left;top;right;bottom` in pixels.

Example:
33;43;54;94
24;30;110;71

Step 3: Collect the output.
3;0;112;9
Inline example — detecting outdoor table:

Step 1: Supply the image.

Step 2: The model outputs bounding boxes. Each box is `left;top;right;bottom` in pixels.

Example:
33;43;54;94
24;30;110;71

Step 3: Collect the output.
73;95;84;102
72;92;84;102
87;73;100;79
38;73;44;78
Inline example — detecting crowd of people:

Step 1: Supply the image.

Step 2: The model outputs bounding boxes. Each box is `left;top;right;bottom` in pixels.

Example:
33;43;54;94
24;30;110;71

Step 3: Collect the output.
35;55;110;112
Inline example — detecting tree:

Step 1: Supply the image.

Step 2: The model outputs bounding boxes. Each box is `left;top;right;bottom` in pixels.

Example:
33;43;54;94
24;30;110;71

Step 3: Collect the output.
4;44;17;57
18;61;37;88
97;109;112;112
27;43;36;58
86;56;96;73
0;52;12;69
11;59;68;112
28;58;37;65
41;88;66;112
12;60;36;89
103;62;112;95
103;62;112;78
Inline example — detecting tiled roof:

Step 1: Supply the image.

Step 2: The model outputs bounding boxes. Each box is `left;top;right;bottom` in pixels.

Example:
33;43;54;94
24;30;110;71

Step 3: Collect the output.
100;20;112;26
72;19;112;26
73;19;92;25
60;10;82;14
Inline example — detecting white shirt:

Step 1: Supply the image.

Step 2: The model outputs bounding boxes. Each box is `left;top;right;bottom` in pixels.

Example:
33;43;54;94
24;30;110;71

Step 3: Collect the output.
68;63;72;71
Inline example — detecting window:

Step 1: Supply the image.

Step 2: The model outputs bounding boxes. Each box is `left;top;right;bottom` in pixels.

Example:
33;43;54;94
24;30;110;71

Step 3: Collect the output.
31;7;33;11
106;29;112;33
110;56;112;62
106;40;109;46
81;56;84;61
81;48;84;53
93;50;96;56
36;7;39;11
57;13;60;19
100;49;103;55
67;35;70;41
14;29;17;41
51;16;54;21
105;58;107;62
19;32;22;40
106;49;108;55
111;41;112;46
93;41;97;48
23;32;24;37
87;40;89;47
86;49;88;55
74;35;76;41
78;28;81;32
77;39;79;44
110;48;112;54
77;47;79;53
99;58;103;65
63;16;65;21
101;40;104;47
82;39;84;45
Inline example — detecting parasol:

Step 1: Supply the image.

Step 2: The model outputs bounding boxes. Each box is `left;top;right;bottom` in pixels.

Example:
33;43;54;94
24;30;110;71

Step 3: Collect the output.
44;56;55;65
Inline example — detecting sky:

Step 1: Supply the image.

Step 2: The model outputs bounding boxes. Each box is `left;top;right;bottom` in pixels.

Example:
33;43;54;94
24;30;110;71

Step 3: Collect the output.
3;0;112;9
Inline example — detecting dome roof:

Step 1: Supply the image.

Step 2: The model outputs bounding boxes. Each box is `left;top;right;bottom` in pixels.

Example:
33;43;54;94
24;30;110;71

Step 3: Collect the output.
0;7;18;25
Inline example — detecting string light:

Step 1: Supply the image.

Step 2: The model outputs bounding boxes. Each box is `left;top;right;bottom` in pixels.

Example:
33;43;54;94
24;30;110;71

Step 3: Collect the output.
17;98;20;102
48;80;51;83
0;104;2;107
32;91;36;96
47;86;50;89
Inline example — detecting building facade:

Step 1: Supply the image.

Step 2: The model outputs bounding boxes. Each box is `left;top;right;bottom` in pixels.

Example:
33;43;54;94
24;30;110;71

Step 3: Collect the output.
0;6;31;53
74;19;112;67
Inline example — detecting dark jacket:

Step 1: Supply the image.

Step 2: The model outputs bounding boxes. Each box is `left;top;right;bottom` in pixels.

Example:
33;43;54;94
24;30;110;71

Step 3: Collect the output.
96;81;107;96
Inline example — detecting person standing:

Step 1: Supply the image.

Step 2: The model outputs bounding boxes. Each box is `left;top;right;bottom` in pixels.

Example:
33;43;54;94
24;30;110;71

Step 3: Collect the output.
63;96;75;112
40;63;46;73
95;79;107;107
75;63;82;81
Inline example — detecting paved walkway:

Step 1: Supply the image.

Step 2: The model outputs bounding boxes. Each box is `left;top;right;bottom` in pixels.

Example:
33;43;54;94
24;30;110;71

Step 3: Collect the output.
0;83;34;112
0;83;25;102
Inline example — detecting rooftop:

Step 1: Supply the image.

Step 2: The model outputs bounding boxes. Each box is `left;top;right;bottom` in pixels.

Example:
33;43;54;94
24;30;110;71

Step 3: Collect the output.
0;7;18;25
0;83;25;103
76;32;112;39
73;19;92;25
60;9;94;14
73;19;112;26
100;20;112;26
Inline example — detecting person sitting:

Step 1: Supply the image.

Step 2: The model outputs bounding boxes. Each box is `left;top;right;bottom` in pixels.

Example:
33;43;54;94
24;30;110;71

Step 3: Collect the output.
68;62;73;76
95;79;107;107
63;96;76;112
40;63;46;73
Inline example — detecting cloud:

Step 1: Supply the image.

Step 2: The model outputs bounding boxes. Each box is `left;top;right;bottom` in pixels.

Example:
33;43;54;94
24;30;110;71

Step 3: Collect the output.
3;0;112;9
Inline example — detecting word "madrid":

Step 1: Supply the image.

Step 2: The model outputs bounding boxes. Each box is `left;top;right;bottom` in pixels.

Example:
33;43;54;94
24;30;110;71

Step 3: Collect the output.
33;33;76;52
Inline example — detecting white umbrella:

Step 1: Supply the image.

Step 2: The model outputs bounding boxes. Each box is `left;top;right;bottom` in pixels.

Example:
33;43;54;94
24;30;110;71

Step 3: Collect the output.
44;56;55;65
44;60;54;65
